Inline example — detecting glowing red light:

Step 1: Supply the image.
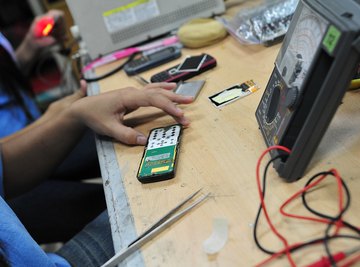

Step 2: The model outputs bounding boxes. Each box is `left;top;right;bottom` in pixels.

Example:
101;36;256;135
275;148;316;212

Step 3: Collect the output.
34;16;55;38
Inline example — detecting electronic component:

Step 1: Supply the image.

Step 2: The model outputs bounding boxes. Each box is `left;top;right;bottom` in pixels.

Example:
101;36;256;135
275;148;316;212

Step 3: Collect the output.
137;124;182;183
66;0;225;59
124;46;181;76
174;80;205;99
150;53;216;83
255;0;360;181
209;80;259;108
176;54;207;72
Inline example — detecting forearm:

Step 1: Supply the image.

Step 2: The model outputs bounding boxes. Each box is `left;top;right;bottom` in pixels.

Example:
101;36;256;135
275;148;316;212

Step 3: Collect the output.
1;109;86;198
0;115;52;143
1;84;192;198
15;36;39;72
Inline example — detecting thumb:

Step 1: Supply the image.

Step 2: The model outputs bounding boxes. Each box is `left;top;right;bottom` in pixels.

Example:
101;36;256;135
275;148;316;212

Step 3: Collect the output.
109;124;147;145
79;80;87;95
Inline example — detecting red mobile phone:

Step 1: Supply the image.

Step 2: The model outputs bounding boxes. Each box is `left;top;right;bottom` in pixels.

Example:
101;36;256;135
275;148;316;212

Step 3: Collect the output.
150;53;217;83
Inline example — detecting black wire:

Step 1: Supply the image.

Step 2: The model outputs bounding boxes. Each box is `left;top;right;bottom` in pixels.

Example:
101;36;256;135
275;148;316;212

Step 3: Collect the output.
289;234;360;253
253;158;360;265
301;171;359;266
302;172;359;234
253;155;285;255
82;53;138;83
302;172;348;220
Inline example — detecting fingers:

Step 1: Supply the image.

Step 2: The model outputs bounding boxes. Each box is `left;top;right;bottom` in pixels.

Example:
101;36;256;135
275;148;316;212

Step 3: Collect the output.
108;123;147;145
46;9;65;20
73;86;193;145
144;82;177;91
139;89;193;126
31;10;67;44
79;80;88;96
46;10;67;41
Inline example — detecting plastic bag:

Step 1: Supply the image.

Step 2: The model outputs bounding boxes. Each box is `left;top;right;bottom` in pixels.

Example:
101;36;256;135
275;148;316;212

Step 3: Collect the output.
218;0;299;46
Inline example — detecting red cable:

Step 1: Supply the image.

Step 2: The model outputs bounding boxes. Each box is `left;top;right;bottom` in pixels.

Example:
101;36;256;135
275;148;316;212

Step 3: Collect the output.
279;172;330;224
279;169;345;235
255;243;302;267
255;146;350;267
305;252;346;267
340;253;360;267
255;145;295;266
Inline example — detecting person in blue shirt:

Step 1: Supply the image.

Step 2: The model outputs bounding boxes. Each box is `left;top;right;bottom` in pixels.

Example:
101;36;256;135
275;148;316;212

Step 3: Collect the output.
0;9;67;137
0;10;107;245
0;80;193;266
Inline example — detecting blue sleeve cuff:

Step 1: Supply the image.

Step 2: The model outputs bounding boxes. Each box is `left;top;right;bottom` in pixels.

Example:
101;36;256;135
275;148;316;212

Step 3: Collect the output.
0;144;5;197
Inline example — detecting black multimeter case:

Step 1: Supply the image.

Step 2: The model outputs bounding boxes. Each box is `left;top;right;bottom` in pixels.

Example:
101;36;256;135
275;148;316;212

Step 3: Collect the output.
255;0;360;182
124;46;181;76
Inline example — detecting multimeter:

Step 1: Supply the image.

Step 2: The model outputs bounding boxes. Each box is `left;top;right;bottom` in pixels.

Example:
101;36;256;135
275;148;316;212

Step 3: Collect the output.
124;46;181;76
255;0;360;182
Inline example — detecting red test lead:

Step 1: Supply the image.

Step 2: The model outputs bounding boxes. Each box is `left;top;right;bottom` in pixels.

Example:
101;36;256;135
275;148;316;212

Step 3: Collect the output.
305;247;360;267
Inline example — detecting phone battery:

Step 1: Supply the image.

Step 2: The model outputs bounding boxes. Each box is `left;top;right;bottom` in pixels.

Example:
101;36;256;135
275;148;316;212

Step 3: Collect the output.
174;80;205;99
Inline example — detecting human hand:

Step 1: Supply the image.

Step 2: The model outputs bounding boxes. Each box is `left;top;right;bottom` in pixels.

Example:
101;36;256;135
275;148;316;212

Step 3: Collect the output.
144;82;177;91
43;80;87;120
25;10;67;51
69;86;193;145
16;10;67;69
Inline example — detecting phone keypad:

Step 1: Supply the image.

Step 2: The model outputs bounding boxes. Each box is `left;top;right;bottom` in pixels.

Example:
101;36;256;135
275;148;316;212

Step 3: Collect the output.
151;69;174;83
148;125;181;149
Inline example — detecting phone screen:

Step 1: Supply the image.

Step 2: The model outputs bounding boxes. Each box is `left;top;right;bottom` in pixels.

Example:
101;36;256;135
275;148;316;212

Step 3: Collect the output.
176;54;207;72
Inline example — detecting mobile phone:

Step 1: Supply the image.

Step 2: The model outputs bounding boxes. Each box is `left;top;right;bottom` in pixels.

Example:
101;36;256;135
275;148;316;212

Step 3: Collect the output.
176;54;207;72
124;46;182;76
137;124;182;183
150;53;217;83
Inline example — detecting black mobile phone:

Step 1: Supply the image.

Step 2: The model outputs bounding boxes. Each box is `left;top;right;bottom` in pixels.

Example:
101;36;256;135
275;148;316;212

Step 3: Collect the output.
124;46;182;76
150;53;217;83
137;124;182;183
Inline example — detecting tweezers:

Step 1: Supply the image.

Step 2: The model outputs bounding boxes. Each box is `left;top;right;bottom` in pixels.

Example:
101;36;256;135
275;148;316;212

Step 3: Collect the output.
101;188;209;267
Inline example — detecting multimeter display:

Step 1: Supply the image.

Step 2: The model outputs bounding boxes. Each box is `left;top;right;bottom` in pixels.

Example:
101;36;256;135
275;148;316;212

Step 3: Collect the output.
256;0;360;182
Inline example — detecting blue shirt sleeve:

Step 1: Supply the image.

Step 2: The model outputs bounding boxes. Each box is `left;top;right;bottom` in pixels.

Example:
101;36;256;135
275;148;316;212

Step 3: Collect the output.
0;32;16;62
0;147;70;266
0;145;5;198
0;87;41;138
0;195;71;267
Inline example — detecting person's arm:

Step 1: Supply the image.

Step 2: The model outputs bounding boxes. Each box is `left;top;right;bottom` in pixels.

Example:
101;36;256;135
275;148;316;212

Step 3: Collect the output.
0;81;87;143
15;10;66;72
0;81;174;143
1;85;192;198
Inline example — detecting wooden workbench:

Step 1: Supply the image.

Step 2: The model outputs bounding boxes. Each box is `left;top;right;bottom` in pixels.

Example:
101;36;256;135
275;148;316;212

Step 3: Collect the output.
87;8;360;267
